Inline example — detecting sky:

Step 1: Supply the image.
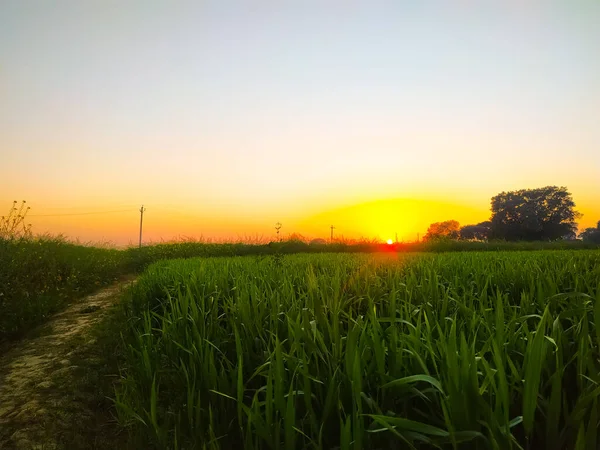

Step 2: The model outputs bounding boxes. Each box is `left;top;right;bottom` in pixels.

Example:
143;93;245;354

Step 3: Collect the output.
1;1;599;245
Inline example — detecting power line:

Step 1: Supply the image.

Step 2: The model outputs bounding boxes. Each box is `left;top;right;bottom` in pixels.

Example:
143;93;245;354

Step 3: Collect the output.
27;204;139;210
28;209;136;217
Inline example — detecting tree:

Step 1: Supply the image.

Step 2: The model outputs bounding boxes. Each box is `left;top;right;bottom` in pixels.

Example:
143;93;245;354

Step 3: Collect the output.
287;233;307;243
490;186;579;241
423;220;460;241
460;221;491;241
580;221;600;244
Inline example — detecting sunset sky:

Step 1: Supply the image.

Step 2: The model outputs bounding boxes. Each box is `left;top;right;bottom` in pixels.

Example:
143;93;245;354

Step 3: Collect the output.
1;1;599;245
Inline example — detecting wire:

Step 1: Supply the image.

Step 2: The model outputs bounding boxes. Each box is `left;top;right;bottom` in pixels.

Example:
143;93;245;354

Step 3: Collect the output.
28;209;137;217
26;204;140;210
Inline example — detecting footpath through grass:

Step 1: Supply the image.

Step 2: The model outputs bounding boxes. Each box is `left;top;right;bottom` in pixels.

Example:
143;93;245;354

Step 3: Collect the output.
0;238;127;340
1;236;598;342
0;278;135;450
116;250;600;449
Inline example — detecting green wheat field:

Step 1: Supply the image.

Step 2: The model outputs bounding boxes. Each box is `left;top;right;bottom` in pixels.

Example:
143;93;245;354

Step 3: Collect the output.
115;250;600;449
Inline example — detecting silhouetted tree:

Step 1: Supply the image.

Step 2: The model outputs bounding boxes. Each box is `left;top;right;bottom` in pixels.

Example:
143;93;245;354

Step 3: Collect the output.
490;186;579;241
580;221;600;244
460;221;491;241
423;220;460;241
287;233;307;243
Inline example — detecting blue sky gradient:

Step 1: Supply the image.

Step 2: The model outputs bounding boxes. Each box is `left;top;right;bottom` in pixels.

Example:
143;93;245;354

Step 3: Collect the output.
1;1;599;242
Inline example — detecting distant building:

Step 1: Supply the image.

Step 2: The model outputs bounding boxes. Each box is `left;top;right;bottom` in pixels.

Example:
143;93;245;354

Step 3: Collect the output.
309;238;327;245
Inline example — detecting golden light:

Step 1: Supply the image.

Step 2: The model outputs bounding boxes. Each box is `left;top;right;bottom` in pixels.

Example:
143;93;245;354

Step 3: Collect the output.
386;239;393;245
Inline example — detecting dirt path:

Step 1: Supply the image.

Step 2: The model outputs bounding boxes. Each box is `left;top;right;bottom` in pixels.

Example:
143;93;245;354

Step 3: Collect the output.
0;277;136;450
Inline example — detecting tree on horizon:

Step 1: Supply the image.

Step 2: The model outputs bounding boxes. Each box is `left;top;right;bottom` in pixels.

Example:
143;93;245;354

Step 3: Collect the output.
580;220;600;243
490;186;579;241
423;220;460;241
460;221;492;241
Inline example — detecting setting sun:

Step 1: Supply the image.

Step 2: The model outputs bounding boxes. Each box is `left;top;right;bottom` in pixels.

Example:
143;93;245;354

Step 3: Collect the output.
386;239;393;245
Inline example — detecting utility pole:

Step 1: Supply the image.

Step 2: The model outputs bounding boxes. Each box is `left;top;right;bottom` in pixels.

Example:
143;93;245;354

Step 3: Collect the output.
330;225;335;243
395;232;398;244
275;222;282;242
139;205;146;248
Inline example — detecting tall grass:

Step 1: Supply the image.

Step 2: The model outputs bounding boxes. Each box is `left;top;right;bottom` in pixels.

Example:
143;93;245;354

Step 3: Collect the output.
123;240;376;272
125;239;600;272
0;237;127;340
2;234;597;342
128;239;599;264
116;251;600;449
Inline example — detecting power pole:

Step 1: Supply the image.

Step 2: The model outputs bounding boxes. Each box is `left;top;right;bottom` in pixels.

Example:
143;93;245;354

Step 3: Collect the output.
139;205;146;248
275;222;282;242
395;232;398;244
330;225;335;243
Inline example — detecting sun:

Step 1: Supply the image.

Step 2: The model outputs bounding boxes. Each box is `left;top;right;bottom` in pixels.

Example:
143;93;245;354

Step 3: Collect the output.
386;239;393;245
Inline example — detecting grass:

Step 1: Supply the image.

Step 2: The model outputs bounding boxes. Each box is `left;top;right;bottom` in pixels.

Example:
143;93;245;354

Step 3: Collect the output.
1;235;598;342
115;250;600;449
0;237;127;340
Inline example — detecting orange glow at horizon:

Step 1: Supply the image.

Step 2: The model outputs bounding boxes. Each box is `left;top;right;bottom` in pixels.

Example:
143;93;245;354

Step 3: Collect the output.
296;197;491;243
8;192;600;247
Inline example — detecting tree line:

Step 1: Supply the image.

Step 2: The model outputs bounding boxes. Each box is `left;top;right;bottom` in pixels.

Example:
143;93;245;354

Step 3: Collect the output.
424;186;600;243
